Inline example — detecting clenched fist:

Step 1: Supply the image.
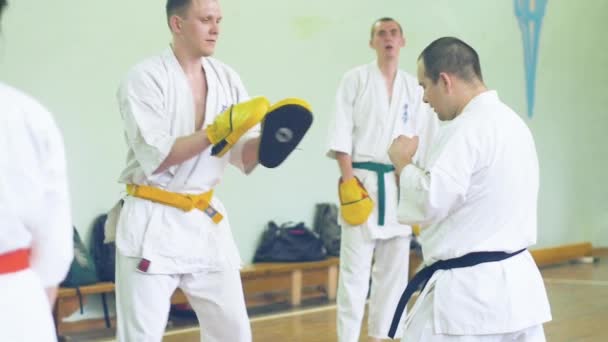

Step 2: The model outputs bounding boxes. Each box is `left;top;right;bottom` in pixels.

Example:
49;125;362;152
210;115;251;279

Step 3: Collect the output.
388;135;419;175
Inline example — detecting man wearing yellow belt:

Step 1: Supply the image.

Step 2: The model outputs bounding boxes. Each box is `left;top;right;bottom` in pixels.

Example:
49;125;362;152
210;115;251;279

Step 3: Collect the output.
326;17;438;342
111;1;312;341
0;2;73;340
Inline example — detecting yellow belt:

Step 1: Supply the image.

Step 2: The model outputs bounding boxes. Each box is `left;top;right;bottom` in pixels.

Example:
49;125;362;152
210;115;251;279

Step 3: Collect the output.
126;184;223;224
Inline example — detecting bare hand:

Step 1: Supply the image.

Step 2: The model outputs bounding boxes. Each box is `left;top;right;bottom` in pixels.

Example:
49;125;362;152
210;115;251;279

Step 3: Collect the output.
336;152;355;182
388;135;419;174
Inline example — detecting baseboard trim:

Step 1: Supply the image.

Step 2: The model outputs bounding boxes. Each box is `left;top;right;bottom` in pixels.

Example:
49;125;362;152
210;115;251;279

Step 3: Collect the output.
531;242;593;267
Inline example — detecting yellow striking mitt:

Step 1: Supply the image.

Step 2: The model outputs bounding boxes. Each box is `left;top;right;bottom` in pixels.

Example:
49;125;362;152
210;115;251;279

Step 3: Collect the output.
412;224;422;236
339;177;374;226
207;96;271;157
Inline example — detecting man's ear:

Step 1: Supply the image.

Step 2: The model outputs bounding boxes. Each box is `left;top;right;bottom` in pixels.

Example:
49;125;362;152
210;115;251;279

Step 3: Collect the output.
439;72;452;94
168;15;182;34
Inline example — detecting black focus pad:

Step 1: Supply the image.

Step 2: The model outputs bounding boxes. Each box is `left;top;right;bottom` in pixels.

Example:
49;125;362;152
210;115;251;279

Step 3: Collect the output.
259;104;313;168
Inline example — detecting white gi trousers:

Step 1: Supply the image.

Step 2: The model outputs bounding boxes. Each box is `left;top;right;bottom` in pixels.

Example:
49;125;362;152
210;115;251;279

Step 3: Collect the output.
402;287;546;342
0;269;57;342
337;226;411;341
115;252;251;342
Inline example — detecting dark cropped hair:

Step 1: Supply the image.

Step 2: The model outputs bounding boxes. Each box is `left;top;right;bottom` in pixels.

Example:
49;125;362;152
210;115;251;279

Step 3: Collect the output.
419;37;483;84
166;0;191;20
1;0;7;21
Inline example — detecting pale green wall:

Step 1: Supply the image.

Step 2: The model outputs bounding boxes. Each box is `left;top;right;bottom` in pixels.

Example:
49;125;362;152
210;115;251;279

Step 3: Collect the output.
1;0;606;271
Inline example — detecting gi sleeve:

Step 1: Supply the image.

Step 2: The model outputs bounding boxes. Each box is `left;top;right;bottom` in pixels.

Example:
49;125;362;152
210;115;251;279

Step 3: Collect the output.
117;67;177;178
326;72;357;159
226;69;260;174
398;125;477;226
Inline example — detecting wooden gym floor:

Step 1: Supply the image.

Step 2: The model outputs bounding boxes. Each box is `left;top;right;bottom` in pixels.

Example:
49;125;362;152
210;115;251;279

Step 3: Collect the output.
74;252;607;342
92;255;608;341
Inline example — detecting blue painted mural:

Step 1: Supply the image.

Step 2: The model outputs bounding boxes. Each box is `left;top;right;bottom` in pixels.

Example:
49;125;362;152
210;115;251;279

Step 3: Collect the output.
514;0;548;118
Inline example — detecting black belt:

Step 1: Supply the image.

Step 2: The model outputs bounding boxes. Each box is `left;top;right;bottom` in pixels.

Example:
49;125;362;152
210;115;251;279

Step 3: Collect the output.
388;248;527;338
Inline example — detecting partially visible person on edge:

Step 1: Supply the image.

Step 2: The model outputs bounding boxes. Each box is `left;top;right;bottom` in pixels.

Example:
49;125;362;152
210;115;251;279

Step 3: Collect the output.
0;1;74;341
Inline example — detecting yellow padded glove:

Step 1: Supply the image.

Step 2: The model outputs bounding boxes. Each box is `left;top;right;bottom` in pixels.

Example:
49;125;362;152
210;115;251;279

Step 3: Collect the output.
339;177;374;226
207;96;271;157
412;224;421;236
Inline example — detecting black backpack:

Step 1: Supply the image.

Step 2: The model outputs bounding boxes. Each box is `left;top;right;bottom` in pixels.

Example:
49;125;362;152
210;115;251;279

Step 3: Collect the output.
90;214;116;282
60;227;99;316
253;221;327;263
313;203;341;256
61;227;98;287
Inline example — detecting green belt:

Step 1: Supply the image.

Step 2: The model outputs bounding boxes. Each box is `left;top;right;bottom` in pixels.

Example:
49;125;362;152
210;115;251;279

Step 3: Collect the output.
352;162;395;226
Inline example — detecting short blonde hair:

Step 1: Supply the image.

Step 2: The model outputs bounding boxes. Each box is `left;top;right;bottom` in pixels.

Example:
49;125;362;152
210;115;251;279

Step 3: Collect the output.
370;17;403;39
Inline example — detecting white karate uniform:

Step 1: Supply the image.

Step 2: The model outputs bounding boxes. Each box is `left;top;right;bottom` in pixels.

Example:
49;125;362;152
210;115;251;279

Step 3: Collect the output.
0;82;73;342
114;48;255;342
327;62;438;341
397;91;552;341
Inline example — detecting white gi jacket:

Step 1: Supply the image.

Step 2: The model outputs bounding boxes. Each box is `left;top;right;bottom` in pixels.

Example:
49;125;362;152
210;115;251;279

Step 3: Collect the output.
115;48;256;274
0;82;73;286
327;62;438;240
398;91;552;334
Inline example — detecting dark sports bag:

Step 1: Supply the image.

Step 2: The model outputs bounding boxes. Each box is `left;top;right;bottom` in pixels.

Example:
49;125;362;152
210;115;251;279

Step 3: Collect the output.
313;203;341;256
60;227;99;317
253;221;327;262
90;214;116;282
61;227;98;287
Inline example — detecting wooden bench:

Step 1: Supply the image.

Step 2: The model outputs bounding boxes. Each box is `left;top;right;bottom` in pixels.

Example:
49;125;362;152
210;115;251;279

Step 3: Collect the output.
54;257;340;336
241;257;340;307
54;282;190;335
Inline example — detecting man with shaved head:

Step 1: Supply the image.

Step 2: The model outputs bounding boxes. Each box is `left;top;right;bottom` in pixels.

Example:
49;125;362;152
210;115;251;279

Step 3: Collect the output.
388;37;551;341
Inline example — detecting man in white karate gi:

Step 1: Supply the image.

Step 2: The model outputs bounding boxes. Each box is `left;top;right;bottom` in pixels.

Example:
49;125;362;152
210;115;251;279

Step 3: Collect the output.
0;1;74;341
327;17;438;342
112;0;312;341
388;36;552;341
